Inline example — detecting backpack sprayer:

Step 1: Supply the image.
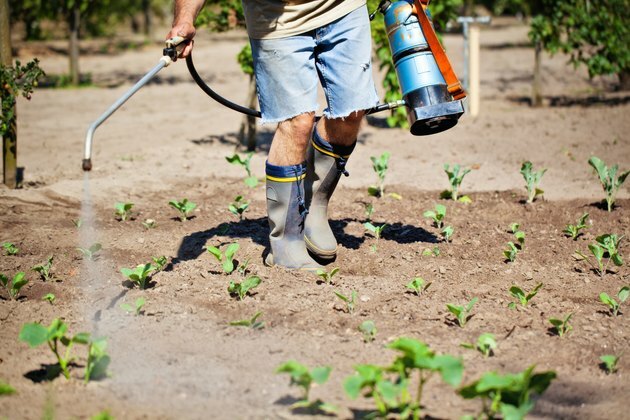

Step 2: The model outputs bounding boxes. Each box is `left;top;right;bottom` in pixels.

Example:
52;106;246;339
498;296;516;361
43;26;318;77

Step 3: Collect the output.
82;0;465;171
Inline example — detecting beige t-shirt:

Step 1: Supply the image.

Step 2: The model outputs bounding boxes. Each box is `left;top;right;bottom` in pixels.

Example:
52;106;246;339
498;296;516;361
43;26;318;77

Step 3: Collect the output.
242;0;366;39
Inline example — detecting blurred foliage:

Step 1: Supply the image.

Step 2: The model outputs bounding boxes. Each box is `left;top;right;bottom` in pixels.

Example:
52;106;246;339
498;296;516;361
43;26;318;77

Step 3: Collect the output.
0;60;45;138
528;0;629;81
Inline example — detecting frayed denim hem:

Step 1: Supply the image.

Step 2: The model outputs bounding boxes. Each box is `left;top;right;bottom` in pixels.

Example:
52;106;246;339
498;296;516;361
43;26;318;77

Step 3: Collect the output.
258;109;318;126
322;102;380;120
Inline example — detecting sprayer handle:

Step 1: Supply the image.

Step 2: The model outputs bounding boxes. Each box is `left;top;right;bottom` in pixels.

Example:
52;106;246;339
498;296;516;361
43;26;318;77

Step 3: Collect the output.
163;37;191;61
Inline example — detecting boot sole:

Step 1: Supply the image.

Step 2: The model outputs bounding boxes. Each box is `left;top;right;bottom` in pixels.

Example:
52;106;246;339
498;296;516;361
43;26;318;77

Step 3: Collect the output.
264;253;321;272
304;236;337;260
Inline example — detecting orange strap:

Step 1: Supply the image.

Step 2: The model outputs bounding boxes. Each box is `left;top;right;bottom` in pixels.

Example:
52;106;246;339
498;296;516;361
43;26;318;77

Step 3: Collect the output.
413;0;466;100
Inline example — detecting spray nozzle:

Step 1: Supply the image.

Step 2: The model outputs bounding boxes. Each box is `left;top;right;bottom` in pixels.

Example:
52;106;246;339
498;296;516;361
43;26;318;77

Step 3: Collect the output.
163;37;191;61
369;0;392;20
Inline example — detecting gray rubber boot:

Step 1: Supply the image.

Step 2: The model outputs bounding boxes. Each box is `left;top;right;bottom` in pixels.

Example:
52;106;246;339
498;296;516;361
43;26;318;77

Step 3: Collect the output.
265;163;322;271
304;130;355;261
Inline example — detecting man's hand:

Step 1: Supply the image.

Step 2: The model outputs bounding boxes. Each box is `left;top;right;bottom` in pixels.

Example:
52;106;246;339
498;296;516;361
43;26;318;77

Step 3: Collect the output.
166;22;195;60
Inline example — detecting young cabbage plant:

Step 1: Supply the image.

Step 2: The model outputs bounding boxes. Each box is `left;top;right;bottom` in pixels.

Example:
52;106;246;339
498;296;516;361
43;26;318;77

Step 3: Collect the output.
206;243;240;274
72;219;83;228
276;360;336;414
423;204;446;228
226;152;259;188
520;161;547;203
120;263;155;289
229;311;265;329
588;156;629;212
228;195;250;220
406;277;432;296
344;338;463;420
421;246;440;257
0;272;28;300
446;297;478;327
358;320;377;343
77;243;102;261
2;242;19;256
32;256;54;282
441;225;454;243
151;256;168;272
42;293;56;304
600;355;619;374
85;337;110;383
334;290;357;314
142;218;156;229
576;233;624;277
316;267;339;285
364;203;375;221
19;318;90;380
563;213;589;240
458;366;556;420
508;222;520;234
120;297;146;316
599;286;629;316
0;381;15;395
114;202;134;221
441;163;471;201
364;222;387;240
503;242;519;263
461;333;497;358
368;152;390;198
508;282;543;309
548;313;573;338
228;275;261;300
168;198;197;222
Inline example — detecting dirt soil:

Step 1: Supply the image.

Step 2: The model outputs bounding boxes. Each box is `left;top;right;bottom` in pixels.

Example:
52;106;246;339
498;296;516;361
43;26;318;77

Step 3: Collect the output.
1;18;629;420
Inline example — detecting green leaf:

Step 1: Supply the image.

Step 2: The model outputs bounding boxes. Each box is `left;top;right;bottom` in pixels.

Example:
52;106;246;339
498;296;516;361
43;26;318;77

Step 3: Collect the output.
618;286;630;303
310;366;332;385
225;243;240;259
343;375;365;399
0;380;16;395
206;246;222;261
433;354;464;386
244;176;258;188
19;323;49;348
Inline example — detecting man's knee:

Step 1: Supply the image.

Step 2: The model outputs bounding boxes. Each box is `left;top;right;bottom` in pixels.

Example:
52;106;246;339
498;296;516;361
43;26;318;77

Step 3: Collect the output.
278;113;316;145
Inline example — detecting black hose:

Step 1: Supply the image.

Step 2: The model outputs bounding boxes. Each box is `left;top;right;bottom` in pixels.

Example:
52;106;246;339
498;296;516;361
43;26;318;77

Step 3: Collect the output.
185;51;401;118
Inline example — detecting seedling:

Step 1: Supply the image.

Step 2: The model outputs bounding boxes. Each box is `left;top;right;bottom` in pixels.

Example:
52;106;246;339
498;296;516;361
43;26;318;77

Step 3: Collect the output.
120;297;146;316
459;366;556;419
423;204;446;228
236;258;251;276
588;156;629;212
600;355;619;374
358;320;377;343
461;333;497;357
344;338;463;419
228;195;250;220
114;202;134;221
514;230;525;249
508;282;543;309
276;360;336;413
120;263;155;289
0;380;15;395
421;246;440;257
364;222;387;240
229;311;264;329
503;242;519;262
42;293;56;304
168;198;197;221
228;275;261;300
226;152;258;187
563;213;589;240
441;163;471;201
316;267;339;285
142;218;156;229
206;243;240;274
151;256;168;272
32;256;54;282
368;152;390;198
442;225;454;242
599;286;629;316
520;161;547;203
19;318;90;379
446;297;478;327
508;222;520;233
549;313;573;338
334;290;357;314
406;277;432;296
1;272;28;300
2;242;19;255
85;337;110;383
576;233;624;277
364;203;375;221
72;219;83;228
77;243;102;261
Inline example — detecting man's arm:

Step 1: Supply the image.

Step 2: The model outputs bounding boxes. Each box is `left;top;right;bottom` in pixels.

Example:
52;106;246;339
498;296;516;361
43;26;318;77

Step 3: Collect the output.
166;0;206;59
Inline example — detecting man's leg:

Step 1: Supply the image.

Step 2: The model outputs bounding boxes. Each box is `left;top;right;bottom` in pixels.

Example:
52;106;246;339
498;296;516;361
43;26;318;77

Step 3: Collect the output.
268;113;315;165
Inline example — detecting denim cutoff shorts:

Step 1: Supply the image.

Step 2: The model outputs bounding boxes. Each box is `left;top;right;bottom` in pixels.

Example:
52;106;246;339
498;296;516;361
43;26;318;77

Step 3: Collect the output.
250;6;380;124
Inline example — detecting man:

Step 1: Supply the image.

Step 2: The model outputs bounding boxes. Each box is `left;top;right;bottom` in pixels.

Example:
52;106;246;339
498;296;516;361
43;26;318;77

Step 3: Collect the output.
168;1;379;270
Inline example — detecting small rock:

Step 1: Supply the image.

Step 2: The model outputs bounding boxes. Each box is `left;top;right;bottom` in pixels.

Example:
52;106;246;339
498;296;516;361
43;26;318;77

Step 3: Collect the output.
524;272;534;280
137;238;144;244
439;266;446;274
360;295;370;302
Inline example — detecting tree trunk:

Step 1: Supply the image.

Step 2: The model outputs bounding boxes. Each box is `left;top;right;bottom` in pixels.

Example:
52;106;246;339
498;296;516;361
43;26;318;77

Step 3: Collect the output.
69;5;80;86
619;70;630;91
0;0;18;188
238;75;258;152
463;0;475;16
143;0;152;38
531;41;542;107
